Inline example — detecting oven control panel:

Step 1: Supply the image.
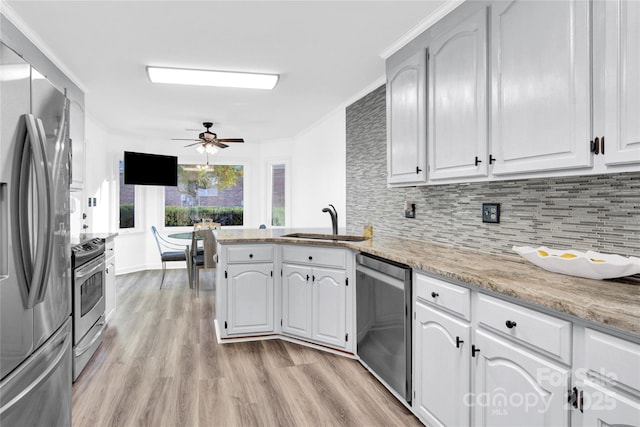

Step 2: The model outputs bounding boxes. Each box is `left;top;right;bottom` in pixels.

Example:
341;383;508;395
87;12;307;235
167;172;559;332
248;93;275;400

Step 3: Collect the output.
72;238;105;268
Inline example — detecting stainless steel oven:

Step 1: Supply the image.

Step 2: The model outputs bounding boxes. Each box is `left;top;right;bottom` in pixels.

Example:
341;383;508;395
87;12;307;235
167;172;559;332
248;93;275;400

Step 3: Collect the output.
71;238;106;381
356;253;412;404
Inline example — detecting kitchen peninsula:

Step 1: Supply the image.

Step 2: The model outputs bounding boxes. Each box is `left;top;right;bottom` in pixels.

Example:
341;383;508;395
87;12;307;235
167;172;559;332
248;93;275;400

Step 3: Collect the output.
216;228;640;337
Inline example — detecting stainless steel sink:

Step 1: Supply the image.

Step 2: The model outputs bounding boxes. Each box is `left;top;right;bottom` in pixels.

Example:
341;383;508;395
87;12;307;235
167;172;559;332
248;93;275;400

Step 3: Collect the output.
281;233;370;242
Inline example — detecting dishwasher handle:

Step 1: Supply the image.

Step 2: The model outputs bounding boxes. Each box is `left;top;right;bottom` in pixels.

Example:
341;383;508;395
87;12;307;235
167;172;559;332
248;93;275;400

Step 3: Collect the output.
356;253;411;282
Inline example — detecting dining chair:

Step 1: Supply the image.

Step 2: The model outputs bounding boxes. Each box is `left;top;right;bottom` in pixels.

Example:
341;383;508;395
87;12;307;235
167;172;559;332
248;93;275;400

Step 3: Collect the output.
151;225;188;289
185;227;217;296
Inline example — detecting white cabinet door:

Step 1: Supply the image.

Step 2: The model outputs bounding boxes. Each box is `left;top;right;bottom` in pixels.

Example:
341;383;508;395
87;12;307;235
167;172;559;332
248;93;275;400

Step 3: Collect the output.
580;380;640;426
473;330;571;427
490;0;591;175
602;0;640;166
281;264;313;339
428;7;488;181
105;258;116;321
226;263;274;335
387;50;427;186
311;267;346;348
69;100;85;190
414;302;471;427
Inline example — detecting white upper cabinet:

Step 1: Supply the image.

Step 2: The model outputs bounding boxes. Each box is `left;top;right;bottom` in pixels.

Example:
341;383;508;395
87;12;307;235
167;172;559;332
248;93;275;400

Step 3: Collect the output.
69;99;85;190
387;50;427;186
490;0;592;175
601;0;640;166
428;7;488;181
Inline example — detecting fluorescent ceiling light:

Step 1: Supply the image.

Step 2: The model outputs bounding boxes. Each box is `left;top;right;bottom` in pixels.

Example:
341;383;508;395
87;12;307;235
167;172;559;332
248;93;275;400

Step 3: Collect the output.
146;66;279;90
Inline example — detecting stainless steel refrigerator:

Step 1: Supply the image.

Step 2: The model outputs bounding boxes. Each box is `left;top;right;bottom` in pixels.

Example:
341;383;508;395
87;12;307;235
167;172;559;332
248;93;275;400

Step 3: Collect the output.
0;42;72;425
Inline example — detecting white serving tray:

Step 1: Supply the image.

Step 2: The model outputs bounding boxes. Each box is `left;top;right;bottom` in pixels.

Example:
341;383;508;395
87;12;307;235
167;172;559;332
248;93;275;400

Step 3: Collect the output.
512;246;640;280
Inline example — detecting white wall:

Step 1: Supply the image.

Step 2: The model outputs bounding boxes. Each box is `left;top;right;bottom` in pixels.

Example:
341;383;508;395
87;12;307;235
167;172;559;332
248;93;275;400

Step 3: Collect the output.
82;108;347;274
290;108;347;228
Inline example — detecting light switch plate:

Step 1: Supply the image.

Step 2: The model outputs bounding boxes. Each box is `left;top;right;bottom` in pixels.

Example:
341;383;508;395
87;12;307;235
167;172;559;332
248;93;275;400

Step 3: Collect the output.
482;203;500;223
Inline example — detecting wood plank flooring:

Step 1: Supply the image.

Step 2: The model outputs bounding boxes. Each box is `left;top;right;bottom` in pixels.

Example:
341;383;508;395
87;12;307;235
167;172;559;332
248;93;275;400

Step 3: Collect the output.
72;269;421;427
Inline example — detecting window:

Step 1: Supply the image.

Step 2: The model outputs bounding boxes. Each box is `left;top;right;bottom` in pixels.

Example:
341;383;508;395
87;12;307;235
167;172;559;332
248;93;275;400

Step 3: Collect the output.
118;160;135;229
270;163;286;226
164;164;244;226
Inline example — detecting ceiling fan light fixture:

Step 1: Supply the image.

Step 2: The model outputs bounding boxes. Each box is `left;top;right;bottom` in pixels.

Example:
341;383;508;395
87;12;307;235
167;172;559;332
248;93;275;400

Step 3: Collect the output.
196;144;206;154
146;66;279;90
205;145;219;155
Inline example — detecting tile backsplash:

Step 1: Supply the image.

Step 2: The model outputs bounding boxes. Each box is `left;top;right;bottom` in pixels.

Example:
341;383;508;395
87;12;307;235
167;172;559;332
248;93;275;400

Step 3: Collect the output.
345;85;640;258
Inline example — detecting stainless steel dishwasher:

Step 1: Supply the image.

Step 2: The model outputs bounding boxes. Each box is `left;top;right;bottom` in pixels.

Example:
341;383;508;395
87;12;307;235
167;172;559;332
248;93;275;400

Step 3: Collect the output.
356;253;412;404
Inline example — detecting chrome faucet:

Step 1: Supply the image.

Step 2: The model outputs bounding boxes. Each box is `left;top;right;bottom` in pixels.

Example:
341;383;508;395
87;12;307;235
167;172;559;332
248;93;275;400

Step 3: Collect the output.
322;204;338;235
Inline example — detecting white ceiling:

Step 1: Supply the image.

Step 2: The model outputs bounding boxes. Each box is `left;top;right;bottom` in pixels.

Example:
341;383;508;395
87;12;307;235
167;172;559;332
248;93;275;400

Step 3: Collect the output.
4;1;450;146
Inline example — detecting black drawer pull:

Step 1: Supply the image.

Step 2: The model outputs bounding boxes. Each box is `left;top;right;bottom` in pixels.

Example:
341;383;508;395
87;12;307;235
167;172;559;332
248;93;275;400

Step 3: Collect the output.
308;256;313;261
456;336;464;348
249;254;253;258
431;292;439;298
505;320;517;329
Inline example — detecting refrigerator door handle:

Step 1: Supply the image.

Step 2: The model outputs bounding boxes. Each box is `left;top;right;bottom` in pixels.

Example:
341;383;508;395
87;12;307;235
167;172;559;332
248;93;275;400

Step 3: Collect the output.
0;182;7;280
11;114;53;309
33;117;55;304
0;324;70;415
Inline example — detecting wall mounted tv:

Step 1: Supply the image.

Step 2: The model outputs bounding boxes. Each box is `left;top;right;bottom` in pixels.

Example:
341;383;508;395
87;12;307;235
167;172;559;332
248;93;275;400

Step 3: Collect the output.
124;151;178;186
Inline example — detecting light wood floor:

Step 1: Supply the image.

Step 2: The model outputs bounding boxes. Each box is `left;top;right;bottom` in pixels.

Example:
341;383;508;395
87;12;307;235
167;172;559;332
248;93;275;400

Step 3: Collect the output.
72;269;421;427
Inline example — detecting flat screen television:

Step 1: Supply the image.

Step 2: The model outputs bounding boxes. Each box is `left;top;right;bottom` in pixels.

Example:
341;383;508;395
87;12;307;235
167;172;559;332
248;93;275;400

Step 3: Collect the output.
124;151;178;186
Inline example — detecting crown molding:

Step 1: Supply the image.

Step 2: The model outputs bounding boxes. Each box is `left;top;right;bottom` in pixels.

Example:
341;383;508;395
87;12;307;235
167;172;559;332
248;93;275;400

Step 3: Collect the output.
379;0;465;59
1;1;88;93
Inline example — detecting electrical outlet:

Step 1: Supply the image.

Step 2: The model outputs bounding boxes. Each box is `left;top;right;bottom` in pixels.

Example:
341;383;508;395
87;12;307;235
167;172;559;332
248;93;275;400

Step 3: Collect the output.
404;202;416;218
482;203;500;223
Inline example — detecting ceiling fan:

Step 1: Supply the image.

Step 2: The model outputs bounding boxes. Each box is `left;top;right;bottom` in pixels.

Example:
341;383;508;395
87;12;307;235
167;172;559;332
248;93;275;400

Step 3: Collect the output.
172;122;244;152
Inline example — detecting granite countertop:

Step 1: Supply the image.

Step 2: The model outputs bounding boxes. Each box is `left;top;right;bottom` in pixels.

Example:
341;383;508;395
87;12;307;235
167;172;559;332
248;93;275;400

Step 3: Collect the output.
217;228;640;338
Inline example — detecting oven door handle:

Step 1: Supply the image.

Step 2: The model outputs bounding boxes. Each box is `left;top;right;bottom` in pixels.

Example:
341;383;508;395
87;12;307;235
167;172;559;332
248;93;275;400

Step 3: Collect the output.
74;320;106;357
75;259;105;279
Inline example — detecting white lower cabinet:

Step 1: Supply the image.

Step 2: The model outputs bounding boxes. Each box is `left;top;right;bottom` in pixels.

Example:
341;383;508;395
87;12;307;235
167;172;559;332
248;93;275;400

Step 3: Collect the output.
281;258;348;349
218;244;276;337
473;330;571;427
226;263;274;335
413;271;640;427
104;238;116;322
218;243;353;352
414;301;471;427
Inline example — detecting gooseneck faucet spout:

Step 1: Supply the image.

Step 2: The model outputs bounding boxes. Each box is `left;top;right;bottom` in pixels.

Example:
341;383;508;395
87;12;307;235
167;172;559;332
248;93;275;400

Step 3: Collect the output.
322;204;338;235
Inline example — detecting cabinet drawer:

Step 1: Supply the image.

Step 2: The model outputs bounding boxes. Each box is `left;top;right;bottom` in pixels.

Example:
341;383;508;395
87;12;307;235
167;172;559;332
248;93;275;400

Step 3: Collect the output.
477;294;572;364
584;328;640;396
281;245;346;269
105;238;115;259
226;245;274;263
414;273;470;320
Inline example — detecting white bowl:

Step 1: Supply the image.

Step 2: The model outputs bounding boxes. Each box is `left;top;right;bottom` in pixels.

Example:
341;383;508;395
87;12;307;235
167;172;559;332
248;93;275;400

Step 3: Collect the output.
512;246;640;280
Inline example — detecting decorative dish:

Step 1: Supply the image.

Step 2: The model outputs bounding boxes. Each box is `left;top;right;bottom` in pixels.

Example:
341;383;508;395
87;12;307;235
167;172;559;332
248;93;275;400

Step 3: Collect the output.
512;246;640;280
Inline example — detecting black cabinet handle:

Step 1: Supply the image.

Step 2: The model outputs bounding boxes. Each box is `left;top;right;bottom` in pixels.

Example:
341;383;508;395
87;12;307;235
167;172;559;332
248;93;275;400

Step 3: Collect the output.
505;320;517;329
456;336;464;348
431;292;439;298
306;274;310;281
601;136;605;154
416;166;422;174
489;154;496;164
308;256;313;261
590;137;600;154
249;254;253;258
472;345;480;357
475;156;482;166
312;275;315;282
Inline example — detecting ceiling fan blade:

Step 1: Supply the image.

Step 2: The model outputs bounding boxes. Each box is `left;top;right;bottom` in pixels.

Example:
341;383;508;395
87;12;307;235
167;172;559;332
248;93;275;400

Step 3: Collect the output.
212;141;229;149
172;138;200;141
217;138;244;143
183;142;202;147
